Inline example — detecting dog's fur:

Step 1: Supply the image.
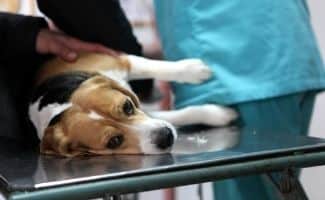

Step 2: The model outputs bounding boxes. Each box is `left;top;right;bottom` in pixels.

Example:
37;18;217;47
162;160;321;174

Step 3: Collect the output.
29;53;238;157
0;0;19;13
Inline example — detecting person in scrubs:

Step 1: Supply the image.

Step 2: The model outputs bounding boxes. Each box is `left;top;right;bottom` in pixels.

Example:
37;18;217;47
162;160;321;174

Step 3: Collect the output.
154;0;325;199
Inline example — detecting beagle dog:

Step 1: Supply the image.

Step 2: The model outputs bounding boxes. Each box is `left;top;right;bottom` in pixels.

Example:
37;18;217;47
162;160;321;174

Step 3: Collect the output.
29;53;238;156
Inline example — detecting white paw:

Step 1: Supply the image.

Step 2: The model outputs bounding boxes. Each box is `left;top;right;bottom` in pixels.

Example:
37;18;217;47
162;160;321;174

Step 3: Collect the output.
174;59;213;84
196;104;238;126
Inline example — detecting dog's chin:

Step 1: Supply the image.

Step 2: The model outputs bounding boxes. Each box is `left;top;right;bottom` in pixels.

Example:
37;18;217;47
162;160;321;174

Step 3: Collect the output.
82;148;172;156
138;142;173;155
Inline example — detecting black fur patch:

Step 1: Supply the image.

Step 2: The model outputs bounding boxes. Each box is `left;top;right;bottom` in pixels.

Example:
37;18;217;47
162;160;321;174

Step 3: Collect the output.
48;112;64;126
31;71;95;111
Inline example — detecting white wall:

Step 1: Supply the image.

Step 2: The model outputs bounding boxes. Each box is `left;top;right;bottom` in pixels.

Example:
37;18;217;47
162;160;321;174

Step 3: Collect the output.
301;1;325;200
307;0;325;137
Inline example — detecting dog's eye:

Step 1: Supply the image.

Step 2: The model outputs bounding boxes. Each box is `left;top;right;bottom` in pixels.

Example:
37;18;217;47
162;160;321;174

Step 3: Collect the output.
106;135;124;149
123;100;134;115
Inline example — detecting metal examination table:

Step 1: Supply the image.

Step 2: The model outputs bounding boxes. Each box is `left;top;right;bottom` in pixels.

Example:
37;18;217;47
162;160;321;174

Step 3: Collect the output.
1;126;325;200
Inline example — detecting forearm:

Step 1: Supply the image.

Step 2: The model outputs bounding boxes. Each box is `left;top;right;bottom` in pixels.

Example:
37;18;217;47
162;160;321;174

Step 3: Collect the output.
37;0;142;55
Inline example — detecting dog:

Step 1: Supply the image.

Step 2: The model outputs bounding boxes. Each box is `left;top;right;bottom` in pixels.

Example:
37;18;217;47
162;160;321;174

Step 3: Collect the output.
29;53;238;157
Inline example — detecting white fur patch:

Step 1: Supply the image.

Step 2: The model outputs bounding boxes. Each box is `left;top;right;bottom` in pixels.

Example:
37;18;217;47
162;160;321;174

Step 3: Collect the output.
150;104;238;126
29;97;72;140
88;110;104;120
126;118;177;154
127;55;212;83
99;69;130;89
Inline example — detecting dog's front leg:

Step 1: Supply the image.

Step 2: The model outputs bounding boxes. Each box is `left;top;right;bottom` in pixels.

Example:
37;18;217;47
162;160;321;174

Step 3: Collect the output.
149;104;238;127
125;55;213;83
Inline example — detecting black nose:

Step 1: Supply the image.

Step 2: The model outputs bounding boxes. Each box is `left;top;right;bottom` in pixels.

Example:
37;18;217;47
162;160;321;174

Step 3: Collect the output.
151;127;175;150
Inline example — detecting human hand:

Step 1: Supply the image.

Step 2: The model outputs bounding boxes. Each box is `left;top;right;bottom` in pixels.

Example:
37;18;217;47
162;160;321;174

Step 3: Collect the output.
36;28;120;62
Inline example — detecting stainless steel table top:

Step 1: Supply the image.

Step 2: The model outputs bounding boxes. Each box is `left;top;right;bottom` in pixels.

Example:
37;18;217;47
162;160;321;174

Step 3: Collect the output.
1;126;325;192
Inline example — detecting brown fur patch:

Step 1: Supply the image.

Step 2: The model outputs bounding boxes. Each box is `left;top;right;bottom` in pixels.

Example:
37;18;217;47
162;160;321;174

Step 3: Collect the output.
36;53;131;85
0;0;20;13
36;53;153;157
40;75;149;156
41;105;143;156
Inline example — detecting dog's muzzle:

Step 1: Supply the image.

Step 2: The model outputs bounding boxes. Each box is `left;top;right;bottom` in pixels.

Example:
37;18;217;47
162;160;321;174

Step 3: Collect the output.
150;127;175;150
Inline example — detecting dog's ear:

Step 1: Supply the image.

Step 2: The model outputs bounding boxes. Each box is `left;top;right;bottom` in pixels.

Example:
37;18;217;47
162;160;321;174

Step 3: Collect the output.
108;79;140;107
40;125;80;157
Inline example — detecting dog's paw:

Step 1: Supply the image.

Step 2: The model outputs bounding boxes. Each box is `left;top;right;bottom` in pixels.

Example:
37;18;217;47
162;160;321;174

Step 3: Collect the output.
198;104;238;126
174;59;212;84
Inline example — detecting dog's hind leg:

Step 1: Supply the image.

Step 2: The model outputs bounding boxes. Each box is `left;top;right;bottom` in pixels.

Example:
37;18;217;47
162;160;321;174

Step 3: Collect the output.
125;55;213;83
149;104;238;127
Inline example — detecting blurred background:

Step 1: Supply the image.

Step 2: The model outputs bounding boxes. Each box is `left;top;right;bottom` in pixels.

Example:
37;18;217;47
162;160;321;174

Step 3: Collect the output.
0;0;324;199
300;1;325;200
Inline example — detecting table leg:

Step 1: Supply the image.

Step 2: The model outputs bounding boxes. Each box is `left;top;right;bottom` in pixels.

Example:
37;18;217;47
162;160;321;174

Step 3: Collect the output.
103;194;122;200
197;184;203;200
267;168;308;200
103;194;138;200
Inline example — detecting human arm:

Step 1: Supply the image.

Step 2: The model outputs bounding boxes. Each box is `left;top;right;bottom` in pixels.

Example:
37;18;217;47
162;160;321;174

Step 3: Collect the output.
37;0;142;55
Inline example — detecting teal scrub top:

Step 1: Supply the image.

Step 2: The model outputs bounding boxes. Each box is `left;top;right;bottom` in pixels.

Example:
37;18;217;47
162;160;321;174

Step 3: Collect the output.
154;0;325;109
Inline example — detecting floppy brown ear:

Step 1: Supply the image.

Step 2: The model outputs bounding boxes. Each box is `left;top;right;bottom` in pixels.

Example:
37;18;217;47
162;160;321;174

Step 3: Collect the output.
40;125;80;157
108;79;140;107
79;75;140;107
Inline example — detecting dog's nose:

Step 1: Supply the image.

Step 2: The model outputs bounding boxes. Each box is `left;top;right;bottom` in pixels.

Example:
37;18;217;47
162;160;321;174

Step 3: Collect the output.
151;127;175;150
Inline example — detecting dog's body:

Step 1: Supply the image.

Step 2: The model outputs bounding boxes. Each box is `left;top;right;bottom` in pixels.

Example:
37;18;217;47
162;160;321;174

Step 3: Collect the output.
29;53;237;156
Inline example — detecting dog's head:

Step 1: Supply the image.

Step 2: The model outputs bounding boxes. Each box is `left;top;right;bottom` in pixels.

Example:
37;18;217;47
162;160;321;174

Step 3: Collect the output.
29;72;176;157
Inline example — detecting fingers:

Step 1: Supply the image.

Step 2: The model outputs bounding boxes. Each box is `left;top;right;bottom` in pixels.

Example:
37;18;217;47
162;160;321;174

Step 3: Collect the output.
56;34;120;57
36;28;120;62
48;40;78;62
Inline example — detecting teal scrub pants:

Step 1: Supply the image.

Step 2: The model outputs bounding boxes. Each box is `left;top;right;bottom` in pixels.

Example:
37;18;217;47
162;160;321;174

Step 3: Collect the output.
213;91;317;200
